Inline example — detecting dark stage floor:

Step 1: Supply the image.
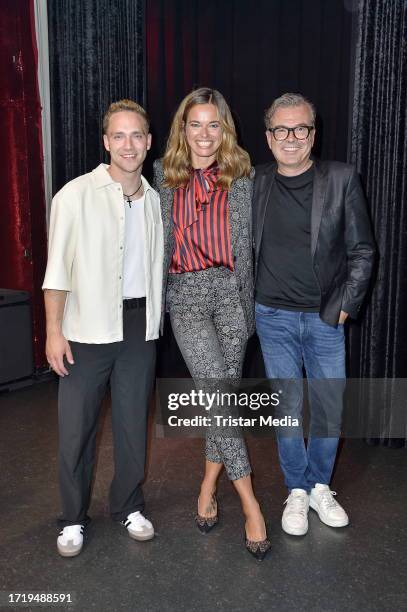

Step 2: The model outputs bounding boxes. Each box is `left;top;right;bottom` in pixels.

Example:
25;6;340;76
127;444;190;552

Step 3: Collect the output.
0;381;406;612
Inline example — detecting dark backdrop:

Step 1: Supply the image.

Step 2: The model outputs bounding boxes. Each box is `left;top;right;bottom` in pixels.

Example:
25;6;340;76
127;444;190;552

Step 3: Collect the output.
349;0;407;446
350;0;407;380
145;0;353;176
47;0;145;194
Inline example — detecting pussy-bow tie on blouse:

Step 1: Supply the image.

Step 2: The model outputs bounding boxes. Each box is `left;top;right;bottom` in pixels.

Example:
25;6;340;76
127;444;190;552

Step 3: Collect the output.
179;164;219;229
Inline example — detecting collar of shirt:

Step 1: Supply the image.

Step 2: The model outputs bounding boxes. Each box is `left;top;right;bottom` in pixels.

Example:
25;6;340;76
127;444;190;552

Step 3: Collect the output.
93;163;155;195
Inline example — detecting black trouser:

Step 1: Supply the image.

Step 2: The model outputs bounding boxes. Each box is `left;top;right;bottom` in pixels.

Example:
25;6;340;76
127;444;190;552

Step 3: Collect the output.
58;301;156;526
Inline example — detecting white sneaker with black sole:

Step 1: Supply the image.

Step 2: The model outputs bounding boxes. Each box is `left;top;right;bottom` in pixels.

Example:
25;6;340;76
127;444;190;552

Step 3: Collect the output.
57;524;84;557
309;483;349;527
121;511;154;541
282;488;310;536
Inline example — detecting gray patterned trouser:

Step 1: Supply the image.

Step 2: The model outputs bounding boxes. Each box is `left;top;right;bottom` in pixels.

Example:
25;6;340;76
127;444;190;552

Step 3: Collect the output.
166;266;251;480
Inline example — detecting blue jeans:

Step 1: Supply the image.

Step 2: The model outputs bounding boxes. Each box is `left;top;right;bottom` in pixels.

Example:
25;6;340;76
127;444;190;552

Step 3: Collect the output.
255;304;346;492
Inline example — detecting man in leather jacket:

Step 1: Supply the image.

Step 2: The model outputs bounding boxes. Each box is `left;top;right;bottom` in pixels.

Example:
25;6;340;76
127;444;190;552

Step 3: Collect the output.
253;93;375;536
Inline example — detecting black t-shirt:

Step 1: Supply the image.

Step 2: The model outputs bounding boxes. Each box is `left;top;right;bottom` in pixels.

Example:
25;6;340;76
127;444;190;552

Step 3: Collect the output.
255;165;320;311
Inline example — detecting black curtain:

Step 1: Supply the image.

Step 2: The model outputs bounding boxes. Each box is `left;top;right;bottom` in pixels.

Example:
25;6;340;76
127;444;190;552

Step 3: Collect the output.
47;0;145;193
145;0;353;170
348;0;407;446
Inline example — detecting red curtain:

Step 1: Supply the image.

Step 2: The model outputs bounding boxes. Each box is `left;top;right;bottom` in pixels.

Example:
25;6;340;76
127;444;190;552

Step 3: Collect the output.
0;0;48;368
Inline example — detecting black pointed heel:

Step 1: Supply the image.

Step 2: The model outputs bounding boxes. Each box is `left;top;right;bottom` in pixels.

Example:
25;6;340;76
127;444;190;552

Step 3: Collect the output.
244;534;271;561
195;513;219;533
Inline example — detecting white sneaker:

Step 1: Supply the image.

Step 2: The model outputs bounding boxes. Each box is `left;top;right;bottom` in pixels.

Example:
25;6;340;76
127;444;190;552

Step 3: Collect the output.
121;511;154;541
282;489;309;536
57;524;84;557
309;483;349;527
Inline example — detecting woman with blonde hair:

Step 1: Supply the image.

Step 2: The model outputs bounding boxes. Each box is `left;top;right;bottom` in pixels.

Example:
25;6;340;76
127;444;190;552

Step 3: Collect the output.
154;88;270;560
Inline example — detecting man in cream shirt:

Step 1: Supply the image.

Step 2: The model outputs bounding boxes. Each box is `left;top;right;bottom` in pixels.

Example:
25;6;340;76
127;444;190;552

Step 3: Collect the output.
43;100;163;557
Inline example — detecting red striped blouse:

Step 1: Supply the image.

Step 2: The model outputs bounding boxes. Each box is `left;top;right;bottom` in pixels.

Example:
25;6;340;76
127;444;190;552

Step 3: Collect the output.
169;165;234;273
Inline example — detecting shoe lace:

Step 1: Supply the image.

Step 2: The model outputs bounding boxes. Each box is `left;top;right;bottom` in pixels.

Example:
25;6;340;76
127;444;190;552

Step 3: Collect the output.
284;493;307;516
319;489;338;510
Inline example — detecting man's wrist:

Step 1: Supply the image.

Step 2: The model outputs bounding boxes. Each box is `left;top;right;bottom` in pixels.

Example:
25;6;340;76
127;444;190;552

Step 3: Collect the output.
46;326;63;337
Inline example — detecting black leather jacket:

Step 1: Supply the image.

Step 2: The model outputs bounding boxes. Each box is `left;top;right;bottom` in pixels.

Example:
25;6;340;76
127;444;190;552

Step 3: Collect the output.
253;160;376;326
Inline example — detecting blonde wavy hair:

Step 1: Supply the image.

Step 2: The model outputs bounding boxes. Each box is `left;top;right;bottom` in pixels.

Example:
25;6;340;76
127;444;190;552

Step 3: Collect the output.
163;88;251;190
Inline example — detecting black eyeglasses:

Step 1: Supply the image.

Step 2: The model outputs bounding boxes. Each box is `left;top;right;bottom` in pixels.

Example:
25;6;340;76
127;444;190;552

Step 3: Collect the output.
267;125;315;141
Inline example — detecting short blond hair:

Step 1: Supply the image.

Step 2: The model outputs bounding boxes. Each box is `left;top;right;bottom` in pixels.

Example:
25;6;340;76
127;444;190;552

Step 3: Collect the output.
103;99;150;134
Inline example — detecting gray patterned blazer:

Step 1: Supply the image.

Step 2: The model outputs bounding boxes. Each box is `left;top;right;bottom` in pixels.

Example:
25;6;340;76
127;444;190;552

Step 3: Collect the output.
153;159;255;338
